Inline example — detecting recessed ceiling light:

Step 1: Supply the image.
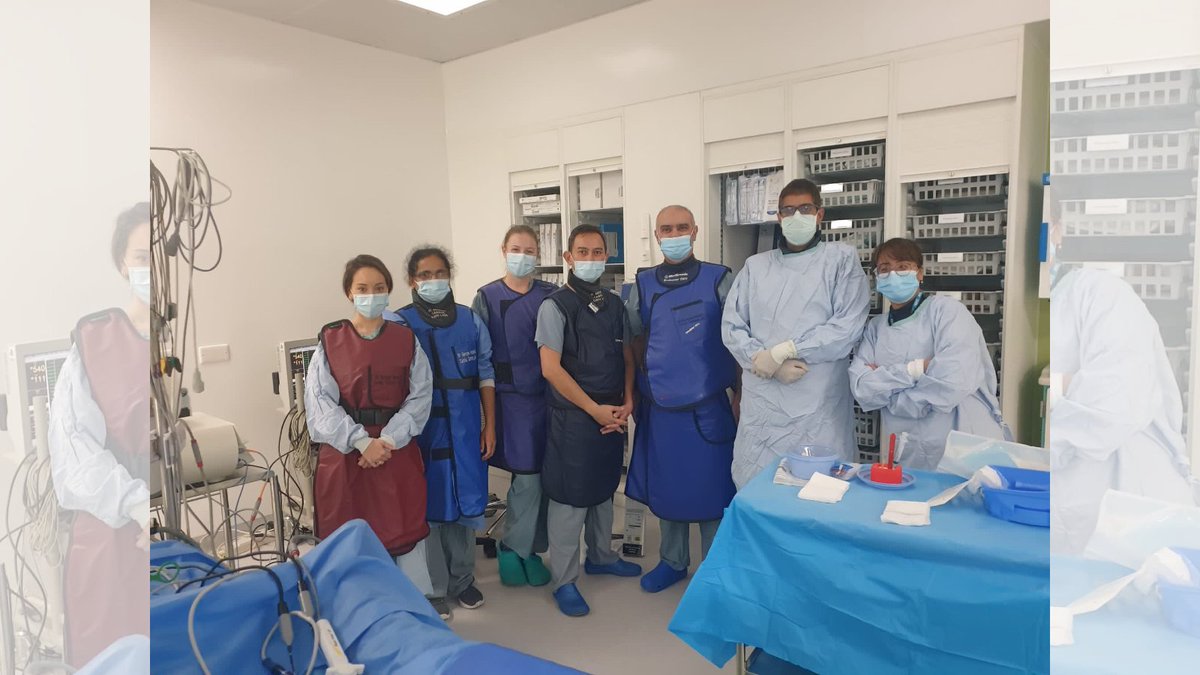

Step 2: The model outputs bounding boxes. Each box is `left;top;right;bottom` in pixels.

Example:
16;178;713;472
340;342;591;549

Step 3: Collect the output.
394;0;489;16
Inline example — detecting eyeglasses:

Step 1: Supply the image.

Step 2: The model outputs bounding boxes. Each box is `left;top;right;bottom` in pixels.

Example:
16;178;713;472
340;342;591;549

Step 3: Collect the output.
779;204;819;217
875;263;920;275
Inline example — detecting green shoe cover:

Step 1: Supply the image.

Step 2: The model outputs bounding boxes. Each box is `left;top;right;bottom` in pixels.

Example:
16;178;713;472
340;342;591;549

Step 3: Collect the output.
523;553;552;587
498;548;528;587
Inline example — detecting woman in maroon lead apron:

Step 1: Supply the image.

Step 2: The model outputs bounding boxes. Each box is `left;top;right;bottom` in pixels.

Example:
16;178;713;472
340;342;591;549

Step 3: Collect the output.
48;203;152;668
305;254;435;594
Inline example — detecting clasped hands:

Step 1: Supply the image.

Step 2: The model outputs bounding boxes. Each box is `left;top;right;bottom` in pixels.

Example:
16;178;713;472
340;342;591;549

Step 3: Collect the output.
590;399;634;435
751;341;809;384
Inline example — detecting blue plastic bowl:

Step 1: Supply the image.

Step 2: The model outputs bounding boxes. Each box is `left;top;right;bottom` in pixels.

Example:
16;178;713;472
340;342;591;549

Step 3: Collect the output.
981;466;1050;528
1160;581;1200;638
782;445;839;480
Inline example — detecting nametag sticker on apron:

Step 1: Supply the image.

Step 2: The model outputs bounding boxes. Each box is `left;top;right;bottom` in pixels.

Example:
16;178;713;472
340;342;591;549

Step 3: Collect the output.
940;291;964;301
830;147;854;158
1086;134;1130;151
830;219;854;230
1084;199;1128;215
822;183;845;193
938;213;966;224
937;252;965;263
1084;76;1130;88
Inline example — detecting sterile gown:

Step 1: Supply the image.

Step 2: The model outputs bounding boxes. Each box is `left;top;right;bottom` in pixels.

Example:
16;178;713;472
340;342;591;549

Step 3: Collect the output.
721;242;870;488
1050;267;1198;554
849;293;1009;470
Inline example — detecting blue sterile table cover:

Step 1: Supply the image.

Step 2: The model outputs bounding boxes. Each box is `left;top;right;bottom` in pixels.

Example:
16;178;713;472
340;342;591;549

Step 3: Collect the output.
669;462;1049;674
1051;555;1200;675
150;520;583;674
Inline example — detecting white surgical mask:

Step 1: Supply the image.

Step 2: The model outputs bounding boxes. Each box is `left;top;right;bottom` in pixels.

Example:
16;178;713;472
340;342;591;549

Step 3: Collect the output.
506;252;537;278
128;266;151;305
573;260;605;283
354;293;389;319
417;279;451;304
781;213;818;246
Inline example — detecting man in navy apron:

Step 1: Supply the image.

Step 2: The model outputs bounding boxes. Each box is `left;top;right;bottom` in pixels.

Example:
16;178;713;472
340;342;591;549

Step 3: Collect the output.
536;225;642;617
626;205;738;593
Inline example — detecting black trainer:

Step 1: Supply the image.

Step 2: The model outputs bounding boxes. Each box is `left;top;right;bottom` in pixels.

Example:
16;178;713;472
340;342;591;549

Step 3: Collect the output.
457;584;485;609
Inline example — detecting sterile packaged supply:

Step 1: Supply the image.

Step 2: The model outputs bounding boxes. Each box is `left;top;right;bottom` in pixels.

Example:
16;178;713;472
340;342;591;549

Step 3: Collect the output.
622;505;646;557
798;472;850;504
938;431;1049;478
1051;546;1200;645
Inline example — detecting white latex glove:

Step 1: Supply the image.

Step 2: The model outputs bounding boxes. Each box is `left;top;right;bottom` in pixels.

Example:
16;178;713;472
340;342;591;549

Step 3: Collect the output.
775;359;809;384
751;350;782;378
769;340;797;364
906;358;927;380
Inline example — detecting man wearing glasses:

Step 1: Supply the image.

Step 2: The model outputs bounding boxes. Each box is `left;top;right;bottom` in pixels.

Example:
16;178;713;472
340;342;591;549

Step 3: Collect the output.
721;178;870;488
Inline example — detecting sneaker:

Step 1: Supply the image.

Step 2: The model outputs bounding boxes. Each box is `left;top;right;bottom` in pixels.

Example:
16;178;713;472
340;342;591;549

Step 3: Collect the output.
457;584;485;609
430;598;452;621
498;547;528;587
640;561;688;593
584;558;643;578
523;553;552;587
552;583;590;617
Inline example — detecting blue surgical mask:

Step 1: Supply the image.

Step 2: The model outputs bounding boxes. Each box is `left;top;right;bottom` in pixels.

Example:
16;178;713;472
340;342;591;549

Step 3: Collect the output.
781;213;818;246
128;266;151;305
876;271;920;304
353;293;390;319
573;260;605;283
506;252;537;278
659;235;694;262
417;279;451;304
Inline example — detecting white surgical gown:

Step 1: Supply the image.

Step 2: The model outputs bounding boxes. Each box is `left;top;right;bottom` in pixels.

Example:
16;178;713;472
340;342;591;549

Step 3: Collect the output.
48;344;150;530
1050;268;1197;554
722;242;870;487
849;294;1008;470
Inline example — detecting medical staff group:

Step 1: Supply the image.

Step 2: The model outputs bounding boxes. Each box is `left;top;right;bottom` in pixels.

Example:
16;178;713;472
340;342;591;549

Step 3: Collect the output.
303;178;1010;619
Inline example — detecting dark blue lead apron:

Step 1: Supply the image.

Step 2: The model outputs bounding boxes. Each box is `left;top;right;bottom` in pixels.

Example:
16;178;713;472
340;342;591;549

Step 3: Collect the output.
541;285;626;508
478;279;556;474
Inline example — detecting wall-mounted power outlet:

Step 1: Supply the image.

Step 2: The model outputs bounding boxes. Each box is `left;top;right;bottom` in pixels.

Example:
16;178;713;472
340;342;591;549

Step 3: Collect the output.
199;344;231;364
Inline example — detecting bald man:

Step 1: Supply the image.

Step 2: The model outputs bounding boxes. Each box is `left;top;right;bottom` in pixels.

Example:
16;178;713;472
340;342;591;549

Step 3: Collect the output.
624;205;739;593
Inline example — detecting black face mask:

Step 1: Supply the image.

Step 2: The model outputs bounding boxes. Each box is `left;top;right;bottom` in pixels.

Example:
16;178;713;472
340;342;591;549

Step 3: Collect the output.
568;271;607;312
412;288;456;328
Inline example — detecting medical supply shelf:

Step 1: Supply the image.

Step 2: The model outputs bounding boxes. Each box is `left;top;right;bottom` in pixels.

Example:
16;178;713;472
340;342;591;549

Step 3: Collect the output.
911;174;1008;203
821;180;884;209
512;182;565;283
1051;130;1198;176
1062;197;1194;236
923;251;1005;277
822;218;883;264
910;211;1007;239
1050;66;1200;454
803;141;886;182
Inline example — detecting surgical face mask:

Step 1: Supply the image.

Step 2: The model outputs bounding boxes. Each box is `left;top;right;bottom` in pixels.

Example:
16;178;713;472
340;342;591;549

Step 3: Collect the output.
128;266;151;305
659;235;693;262
573;260;605;283
416;279;451;304
780;213;818;246
506;252;537;278
876;270;920;304
353;293;389;319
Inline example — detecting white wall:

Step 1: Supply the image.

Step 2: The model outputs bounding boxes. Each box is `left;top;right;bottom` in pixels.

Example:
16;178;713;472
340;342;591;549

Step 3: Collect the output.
151;0;452;451
0;0;148;444
442;0;1050;299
